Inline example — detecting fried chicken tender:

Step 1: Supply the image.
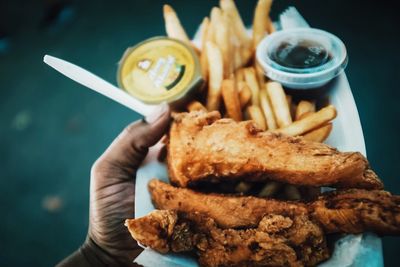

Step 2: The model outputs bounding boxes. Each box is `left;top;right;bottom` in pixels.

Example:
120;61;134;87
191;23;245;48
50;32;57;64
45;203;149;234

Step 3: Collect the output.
311;189;400;234
125;210;329;267
149;179;307;229
149;179;400;235
168;111;383;190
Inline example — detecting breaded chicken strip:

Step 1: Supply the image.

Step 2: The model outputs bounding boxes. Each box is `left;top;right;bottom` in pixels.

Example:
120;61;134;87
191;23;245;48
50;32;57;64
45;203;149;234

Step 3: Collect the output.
125;210;329;267
168;111;383;189
149;179;400;235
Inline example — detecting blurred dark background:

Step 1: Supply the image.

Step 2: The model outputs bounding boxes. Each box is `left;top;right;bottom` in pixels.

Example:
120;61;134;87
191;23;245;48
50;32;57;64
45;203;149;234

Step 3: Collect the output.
0;0;399;266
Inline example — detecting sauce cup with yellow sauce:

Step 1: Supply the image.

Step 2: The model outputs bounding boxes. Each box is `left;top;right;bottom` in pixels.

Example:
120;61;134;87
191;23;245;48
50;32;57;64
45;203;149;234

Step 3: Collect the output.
118;37;203;108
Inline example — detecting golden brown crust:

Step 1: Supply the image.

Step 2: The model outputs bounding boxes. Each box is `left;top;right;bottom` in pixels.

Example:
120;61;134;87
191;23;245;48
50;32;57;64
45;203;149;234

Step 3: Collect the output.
149;180;400;235
311;189;400;235
124;210;177;253
125;210;329;267
167;111;383;190
149;179;307;229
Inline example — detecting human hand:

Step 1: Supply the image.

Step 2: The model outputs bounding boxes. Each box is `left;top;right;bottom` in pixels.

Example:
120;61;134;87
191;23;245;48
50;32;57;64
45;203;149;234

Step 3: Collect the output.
58;105;170;266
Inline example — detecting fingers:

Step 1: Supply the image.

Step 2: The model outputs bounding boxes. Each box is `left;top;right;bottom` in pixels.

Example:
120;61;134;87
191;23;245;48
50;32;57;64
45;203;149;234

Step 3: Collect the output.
92;106;171;176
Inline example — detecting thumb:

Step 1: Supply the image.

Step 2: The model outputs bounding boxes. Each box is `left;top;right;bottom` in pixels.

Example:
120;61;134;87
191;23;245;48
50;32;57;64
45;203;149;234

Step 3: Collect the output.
92;104;171;177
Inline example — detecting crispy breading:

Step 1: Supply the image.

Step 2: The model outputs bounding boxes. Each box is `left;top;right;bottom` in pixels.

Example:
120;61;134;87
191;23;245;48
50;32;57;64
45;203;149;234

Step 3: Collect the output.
126;210;329;267
149;179;307;229
167;111;383;189
311;189;400;234
149;180;400;235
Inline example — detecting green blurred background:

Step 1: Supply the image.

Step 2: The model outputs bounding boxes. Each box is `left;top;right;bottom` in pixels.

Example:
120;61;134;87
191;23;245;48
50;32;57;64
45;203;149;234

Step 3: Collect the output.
0;0;399;266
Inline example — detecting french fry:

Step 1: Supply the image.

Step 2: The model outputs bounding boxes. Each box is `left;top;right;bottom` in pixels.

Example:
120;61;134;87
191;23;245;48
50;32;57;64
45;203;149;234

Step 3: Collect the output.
252;0;273;48
296;103;332;142
235;68;245;82
163;5;191;45
255;62;266;88
284;185;301;200
303;123;333;142
221;79;242;121
210;7;223;36
223;12;235;76
219;0;250;42
220;0;252;68
187;101;207;112
295;100;316;120
259;86;277;130
241;46;254;67
204;14;215;45
229;72;235;80
259;181;281;197
247;105;266;130
199;17;210;81
244;67;260;106
198;17;209;49
205;41;224;111
220;0;251;45
200;52;209;82
286;95;298;121
297;111;314;120
211;7;232;77
222;6;243;70
266;81;292;128
275;105;337;136
229;28;240;69
238;81;252;108
233;45;243;70
268;20;276;33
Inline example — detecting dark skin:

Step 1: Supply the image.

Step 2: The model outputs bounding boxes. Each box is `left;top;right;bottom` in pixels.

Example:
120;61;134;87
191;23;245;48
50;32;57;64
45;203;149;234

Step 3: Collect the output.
57;107;171;267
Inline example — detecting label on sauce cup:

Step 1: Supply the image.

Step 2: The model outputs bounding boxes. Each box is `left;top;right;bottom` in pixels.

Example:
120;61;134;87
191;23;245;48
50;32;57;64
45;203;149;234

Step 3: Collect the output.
118;37;202;105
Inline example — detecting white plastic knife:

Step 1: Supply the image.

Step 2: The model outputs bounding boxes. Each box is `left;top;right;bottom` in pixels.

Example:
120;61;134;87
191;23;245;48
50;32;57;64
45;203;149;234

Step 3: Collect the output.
43;55;164;120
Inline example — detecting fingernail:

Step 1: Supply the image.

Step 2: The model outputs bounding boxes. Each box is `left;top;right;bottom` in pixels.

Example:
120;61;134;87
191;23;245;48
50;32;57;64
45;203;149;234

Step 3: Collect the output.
144;102;169;124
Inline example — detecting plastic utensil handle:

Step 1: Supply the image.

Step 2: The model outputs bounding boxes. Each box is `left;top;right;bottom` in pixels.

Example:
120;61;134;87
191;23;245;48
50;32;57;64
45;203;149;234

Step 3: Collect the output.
43;55;159;117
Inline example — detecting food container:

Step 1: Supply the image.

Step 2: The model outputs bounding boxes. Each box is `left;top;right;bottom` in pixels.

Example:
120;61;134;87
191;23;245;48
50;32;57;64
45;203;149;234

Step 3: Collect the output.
117;37;203;108
133;73;383;267
256;28;348;89
130;10;383;267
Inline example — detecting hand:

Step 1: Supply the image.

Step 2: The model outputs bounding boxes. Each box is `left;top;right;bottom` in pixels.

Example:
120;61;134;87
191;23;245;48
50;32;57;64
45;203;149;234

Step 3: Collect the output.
57;105;170;266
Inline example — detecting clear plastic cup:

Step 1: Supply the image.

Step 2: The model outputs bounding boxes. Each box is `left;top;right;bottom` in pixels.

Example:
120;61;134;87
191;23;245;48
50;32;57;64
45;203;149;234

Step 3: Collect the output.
256;28;348;89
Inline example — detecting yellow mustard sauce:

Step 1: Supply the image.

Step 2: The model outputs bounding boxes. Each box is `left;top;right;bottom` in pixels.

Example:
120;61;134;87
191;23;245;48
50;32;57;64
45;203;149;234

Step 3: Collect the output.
118;37;202;105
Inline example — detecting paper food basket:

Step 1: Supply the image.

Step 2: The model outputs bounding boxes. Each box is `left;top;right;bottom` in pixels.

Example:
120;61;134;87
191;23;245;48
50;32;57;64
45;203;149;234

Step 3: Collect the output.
132;10;384;267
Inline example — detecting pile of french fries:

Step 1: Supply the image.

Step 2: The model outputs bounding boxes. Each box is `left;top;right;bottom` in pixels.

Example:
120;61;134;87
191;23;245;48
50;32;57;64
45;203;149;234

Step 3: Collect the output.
163;0;337;199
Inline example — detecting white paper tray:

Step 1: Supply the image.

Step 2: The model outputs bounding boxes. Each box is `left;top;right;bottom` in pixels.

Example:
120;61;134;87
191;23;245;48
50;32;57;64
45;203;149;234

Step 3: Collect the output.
133;72;383;267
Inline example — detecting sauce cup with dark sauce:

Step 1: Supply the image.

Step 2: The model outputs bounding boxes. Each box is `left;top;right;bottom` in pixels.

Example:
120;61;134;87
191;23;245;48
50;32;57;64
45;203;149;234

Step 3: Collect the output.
256;28;348;91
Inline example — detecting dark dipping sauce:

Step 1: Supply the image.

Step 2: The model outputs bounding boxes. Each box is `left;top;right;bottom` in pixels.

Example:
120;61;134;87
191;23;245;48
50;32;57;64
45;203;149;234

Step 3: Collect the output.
271;40;331;69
